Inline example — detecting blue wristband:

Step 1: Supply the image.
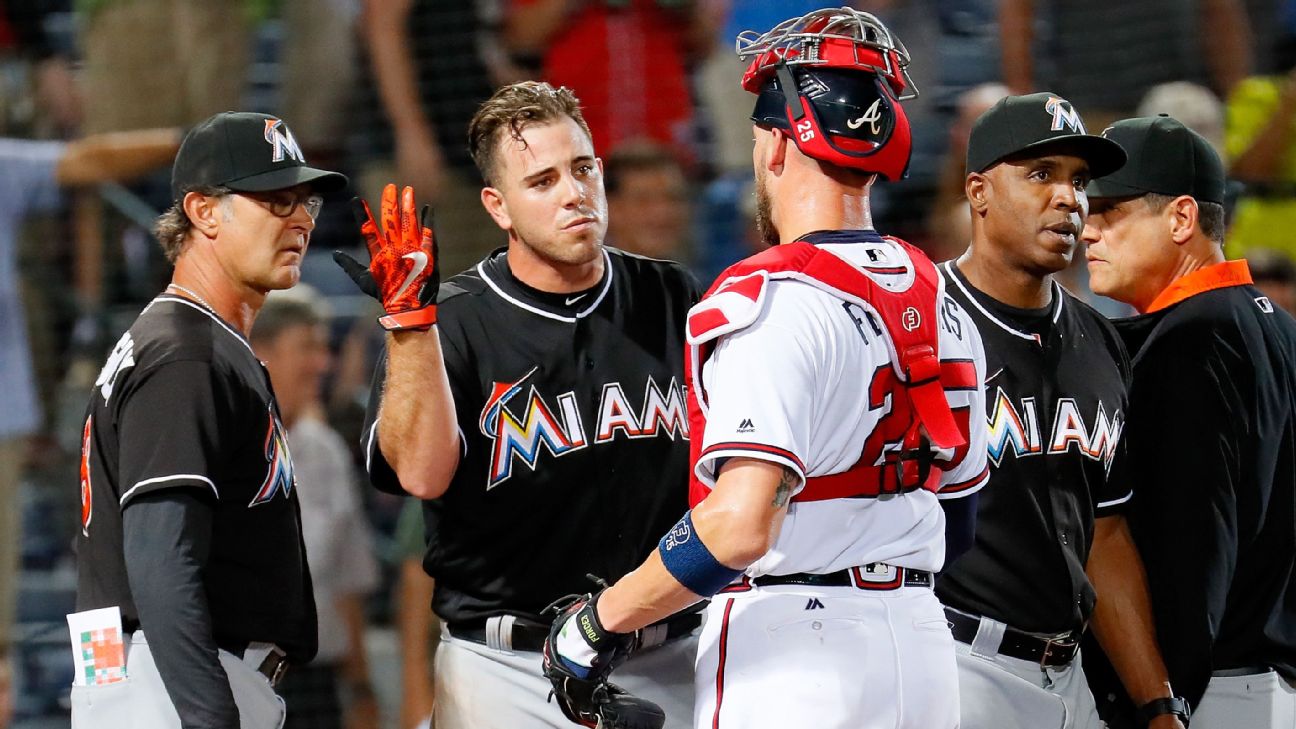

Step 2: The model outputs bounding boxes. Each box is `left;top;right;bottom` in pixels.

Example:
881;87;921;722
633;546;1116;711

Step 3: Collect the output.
658;511;742;596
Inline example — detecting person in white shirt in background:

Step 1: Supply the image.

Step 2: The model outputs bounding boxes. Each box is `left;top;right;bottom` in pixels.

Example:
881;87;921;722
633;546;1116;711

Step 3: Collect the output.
251;287;381;729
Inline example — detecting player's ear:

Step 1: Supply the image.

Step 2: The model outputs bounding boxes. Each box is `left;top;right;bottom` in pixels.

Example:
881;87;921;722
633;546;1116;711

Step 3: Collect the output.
768;127;789;174
480;186;512;233
183;190;222;239
966;173;989;215
1167;194;1197;246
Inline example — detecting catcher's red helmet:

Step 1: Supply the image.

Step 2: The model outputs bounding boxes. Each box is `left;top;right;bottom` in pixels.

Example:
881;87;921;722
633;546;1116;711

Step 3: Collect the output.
737;7;916;181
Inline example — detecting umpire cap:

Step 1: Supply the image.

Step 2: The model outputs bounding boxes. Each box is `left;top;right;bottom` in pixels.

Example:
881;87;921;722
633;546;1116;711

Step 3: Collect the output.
171;112;348;201
966;92;1126;177
1086;115;1226;204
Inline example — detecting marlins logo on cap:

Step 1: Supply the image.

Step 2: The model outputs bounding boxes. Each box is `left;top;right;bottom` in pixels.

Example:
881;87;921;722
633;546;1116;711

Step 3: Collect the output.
263;119;306;164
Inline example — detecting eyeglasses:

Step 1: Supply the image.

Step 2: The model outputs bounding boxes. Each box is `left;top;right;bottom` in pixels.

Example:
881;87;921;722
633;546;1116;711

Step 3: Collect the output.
240;190;324;220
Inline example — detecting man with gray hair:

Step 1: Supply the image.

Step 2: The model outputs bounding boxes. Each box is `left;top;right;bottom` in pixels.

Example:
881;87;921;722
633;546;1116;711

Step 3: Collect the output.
73;111;346;729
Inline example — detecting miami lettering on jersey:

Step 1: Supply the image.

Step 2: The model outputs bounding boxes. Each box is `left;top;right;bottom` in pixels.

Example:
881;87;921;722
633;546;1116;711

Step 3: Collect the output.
986;386;1123;468
249;406;295;506
479;367;689;490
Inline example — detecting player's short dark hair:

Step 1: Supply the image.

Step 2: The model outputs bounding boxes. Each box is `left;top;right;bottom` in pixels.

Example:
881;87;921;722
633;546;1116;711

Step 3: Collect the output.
469;81;592;187
250;295;324;345
152;185;231;263
604;140;684;197
1144;193;1226;245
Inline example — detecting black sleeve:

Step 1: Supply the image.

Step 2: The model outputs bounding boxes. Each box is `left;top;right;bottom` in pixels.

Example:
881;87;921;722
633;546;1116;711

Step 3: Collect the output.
116;360;234;505
940;491;978;568
123;491;239;729
1124;330;1241;706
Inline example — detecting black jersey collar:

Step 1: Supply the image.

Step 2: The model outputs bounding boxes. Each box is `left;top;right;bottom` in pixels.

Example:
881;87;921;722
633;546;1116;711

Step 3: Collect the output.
476;247;614;322
151;293;257;356
942;260;1065;343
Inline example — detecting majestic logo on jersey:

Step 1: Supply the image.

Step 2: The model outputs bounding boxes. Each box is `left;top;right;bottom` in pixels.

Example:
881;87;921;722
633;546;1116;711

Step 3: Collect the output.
79;416;93;537
95;333;135;403
249;407;295;506
1045;96;1085;133
479;368;689;490
986;387;1122;468
263;119;305;163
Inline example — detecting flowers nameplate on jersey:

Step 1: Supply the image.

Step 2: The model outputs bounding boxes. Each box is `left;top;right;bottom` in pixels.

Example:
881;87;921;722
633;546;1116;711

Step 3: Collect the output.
479;366;689;490
249;406;295;506
986;386;1123;469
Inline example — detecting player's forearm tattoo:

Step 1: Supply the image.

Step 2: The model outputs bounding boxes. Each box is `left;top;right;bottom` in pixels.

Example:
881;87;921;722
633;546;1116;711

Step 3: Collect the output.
772;466;797;508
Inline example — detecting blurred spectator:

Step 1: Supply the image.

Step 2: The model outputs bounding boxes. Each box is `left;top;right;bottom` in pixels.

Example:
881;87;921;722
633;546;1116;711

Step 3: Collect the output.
0;127;178;668
0;0;80;136
394;499;435;729
279;0;359;161
504;0;710;159
251;289;381;729
925;82;1008;262
0;645;10;729
604;139;691;260
1226;34;1296;256
1136;81;1227;155
999;0;1252;130
695;0;827;174
357;0;515;276
1247;247;1296;313
78;0;255;133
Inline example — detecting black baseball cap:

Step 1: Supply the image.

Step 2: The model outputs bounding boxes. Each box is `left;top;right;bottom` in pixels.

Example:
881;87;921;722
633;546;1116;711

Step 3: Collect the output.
170;111;348;201
966;92;1126;177
1086;115;1225;204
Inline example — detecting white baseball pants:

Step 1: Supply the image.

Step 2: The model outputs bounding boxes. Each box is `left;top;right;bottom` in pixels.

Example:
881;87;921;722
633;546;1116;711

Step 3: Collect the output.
695;584;959;729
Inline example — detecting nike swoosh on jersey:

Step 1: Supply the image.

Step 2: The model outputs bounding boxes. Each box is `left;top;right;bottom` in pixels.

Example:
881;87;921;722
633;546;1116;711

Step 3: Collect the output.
565;294;587;306
394;251;429;300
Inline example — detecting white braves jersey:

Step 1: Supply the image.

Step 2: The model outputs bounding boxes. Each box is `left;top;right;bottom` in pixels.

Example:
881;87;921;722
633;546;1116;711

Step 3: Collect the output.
694;240;990;575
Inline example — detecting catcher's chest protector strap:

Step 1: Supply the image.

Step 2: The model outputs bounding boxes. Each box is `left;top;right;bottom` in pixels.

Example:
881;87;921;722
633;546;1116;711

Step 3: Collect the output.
686;238;967;504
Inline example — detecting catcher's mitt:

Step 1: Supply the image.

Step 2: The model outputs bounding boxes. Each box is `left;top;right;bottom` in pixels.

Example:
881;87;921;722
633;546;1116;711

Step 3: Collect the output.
541;592;665;729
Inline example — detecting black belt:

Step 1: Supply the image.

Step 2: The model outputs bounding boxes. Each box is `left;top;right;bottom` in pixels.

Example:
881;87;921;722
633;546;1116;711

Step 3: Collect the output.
721;564;934;593
448;610;703;653
945;608;1080;668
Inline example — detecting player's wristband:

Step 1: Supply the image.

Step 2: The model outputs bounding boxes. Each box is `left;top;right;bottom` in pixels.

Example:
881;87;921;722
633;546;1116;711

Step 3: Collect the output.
658;511;742;597
1137;696;1190;727
377;305;437;331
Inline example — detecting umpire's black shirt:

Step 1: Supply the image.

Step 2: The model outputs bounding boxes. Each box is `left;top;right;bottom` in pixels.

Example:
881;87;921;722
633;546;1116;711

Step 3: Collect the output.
1113;262;1296;705
366;247;700;625
938;262;1132;634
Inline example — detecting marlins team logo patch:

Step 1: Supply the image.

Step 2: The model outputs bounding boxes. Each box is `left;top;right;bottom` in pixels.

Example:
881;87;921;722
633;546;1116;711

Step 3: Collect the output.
479;368;688;490
249;407;295;506
263;119;305;163
1044;96;1085;133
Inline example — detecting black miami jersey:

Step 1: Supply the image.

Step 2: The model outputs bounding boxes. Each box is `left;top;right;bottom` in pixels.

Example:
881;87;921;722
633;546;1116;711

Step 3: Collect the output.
366;247;701;624
75;295;317;660
936;262;1131;634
